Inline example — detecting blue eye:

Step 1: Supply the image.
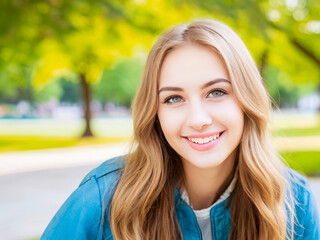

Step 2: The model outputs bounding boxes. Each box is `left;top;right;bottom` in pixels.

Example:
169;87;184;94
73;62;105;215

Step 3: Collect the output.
208;89;226;98
164;96;182;104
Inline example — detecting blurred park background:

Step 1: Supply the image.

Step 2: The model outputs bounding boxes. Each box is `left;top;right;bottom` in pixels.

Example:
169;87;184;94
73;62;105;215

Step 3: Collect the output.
1;0;319;174
0;0;319;239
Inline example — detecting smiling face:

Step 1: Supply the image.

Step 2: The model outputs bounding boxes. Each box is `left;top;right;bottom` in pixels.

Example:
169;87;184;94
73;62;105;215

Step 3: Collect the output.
157;44;244;173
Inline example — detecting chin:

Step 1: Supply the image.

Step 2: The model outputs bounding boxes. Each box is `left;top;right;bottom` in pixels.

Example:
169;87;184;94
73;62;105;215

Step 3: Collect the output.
182;153;229;170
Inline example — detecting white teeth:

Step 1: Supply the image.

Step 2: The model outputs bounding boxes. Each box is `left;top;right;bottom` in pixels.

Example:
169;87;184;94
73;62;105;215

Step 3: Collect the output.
187;133;221;144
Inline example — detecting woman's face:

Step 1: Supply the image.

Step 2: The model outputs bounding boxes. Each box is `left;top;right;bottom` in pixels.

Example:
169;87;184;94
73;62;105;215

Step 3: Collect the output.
157;44;244;172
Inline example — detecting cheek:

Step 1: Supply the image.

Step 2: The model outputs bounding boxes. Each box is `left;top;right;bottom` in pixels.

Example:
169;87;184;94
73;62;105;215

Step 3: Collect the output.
218;100;244;135
158;108;183;140
228;104;244;138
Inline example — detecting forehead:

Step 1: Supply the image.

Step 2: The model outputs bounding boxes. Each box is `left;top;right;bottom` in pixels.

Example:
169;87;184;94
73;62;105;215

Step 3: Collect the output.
159;44;229;88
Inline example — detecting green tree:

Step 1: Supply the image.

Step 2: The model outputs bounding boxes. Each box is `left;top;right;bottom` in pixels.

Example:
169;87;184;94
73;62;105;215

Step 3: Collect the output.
179;0;320;106
0;65;34;104
59;77;82;104
94;58;143;106
31;4;133;136
1;1;139;136
1;0;194;136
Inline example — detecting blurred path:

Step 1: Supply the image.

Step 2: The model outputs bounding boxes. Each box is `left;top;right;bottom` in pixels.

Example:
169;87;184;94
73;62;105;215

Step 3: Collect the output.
272;136;320;151
0;143;130;176
0;143;319;240
0;143;129;240
0;165;96;240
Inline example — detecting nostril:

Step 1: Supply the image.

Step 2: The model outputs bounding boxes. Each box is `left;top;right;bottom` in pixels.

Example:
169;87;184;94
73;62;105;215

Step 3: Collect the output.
187;115;213;129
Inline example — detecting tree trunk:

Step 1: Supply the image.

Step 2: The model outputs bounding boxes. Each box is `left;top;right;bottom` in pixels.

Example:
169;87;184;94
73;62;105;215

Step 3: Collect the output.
259;48;269;77
318;81;320;114
80;73;93;137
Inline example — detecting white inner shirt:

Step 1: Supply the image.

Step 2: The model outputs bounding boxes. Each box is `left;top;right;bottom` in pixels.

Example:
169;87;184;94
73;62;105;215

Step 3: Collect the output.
180;175;237;240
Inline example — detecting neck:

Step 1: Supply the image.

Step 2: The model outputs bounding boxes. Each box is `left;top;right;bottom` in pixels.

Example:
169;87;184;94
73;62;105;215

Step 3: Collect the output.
182;151;237;210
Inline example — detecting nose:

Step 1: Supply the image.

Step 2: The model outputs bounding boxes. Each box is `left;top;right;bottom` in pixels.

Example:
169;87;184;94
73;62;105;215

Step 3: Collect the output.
186;101;213;130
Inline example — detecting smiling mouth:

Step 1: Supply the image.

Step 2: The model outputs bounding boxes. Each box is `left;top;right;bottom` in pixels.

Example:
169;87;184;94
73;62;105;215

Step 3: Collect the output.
186;132;223;145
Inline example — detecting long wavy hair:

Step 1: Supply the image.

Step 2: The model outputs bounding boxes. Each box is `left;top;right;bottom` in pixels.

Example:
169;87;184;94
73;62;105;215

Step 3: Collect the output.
110;19;294;240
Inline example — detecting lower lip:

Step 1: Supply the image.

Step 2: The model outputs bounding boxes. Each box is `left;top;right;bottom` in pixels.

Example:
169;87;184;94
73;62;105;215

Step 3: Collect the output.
184;132;223;151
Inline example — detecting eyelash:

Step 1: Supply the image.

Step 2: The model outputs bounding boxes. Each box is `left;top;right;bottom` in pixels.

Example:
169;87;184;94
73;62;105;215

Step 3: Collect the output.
163;89;227;104
207;89;227;98
164;95;182;104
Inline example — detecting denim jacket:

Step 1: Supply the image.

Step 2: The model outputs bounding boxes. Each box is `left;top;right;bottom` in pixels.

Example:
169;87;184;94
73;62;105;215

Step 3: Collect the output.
41;156;320;240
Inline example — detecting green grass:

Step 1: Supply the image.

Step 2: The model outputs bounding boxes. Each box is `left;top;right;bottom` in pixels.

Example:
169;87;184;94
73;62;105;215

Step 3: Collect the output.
0;135;129;152
0;118;133;138
281;151;320;176
271;113;320;137
0;114;319;177
272;125;320;137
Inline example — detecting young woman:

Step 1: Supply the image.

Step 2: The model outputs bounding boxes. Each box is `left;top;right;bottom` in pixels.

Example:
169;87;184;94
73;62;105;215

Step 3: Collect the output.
41;19;319;240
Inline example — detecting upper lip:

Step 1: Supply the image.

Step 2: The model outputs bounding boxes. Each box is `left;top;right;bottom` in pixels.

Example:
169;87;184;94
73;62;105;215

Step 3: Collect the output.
183;131;224;138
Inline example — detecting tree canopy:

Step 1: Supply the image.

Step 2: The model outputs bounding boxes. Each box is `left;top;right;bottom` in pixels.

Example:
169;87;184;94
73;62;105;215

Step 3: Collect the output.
0;0;319;134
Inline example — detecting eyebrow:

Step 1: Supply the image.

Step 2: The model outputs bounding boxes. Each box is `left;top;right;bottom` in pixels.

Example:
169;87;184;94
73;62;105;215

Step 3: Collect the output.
158;78;230;94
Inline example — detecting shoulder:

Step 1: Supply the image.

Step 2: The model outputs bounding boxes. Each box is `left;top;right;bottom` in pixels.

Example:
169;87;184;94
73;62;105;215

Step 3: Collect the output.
80;155;126;211
285;168;314;209
41;156;126;240
286;168;311;194
80;155;125;186
285;168;320;239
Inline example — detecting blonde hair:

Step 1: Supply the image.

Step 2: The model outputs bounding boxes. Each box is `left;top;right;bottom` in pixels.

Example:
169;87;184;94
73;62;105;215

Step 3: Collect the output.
110;19;294;240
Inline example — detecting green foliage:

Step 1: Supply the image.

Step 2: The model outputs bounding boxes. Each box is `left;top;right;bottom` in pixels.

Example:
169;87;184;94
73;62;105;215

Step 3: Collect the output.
33;80;62;103
0;70;19;103
0;0;319;107
59;78;82;103
181;0;320;103
0;65;34;104
263;64;302;107
93;58;143;106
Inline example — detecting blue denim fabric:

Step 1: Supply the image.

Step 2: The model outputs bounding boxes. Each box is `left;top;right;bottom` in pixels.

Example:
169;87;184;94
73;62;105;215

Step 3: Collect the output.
41;156;320;240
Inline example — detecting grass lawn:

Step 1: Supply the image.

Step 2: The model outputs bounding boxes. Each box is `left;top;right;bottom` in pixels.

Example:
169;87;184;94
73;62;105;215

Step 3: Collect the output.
271;112;320;137
0;113;319;176
0;135;129;152
281;151;320;176
272;125;320;137
0;117;132;152
0;117;133;138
